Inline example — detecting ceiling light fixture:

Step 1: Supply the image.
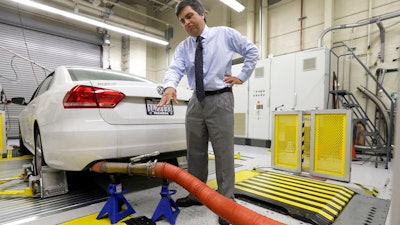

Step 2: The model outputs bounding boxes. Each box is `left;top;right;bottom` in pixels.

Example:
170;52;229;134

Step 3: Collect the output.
11;0;169;46
219;0;245;13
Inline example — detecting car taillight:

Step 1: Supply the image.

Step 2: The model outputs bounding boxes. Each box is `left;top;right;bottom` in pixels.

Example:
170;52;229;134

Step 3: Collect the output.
63;85;125;108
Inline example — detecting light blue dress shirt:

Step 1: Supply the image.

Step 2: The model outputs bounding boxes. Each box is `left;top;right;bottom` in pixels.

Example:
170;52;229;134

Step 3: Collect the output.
164;25;259;91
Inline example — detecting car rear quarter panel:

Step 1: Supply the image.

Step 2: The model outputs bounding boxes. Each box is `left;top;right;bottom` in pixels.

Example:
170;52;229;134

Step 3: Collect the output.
40;109;118;171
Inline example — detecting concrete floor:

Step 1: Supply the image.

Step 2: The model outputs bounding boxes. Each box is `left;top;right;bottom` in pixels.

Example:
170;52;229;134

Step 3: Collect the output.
0;140;393;225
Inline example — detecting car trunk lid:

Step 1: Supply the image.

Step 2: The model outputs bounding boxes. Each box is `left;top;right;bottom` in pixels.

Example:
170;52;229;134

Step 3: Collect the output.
91;80;191;125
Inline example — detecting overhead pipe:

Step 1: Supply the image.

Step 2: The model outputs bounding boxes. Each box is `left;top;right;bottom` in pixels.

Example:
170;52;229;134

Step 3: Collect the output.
91;161;286;225
318;10;400;53
376;20;385;62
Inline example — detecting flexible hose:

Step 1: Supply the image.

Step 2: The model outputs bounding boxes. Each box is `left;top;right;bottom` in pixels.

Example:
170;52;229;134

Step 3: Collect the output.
91;161;285;225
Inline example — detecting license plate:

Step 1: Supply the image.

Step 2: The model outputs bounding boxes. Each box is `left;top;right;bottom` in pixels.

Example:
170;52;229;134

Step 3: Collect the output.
145;98;174;115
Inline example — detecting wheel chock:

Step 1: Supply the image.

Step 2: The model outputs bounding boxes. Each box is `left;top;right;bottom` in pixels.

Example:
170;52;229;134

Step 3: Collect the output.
151;179;180;224
97;183;135;224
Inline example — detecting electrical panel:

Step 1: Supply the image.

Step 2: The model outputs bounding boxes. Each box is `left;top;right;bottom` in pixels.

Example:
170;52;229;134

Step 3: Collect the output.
248;59;271;140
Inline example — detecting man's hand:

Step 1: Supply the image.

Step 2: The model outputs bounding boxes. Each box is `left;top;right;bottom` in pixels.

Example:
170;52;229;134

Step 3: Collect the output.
223;73;243;87
157;87;178;107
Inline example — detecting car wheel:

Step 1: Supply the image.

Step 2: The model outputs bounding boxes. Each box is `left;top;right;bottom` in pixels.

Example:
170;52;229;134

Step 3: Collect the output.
34;128;46;176
18;126;30;155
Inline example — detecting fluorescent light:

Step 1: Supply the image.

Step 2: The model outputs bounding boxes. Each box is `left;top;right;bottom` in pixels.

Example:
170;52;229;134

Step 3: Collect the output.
220;0;245;12
11;0;169;46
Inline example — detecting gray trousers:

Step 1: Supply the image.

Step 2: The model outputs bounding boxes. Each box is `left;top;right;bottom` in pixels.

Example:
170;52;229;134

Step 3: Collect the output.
185;91;235;199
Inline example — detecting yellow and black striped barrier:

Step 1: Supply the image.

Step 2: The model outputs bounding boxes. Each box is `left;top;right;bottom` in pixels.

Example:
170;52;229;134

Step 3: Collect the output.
235;171;355;225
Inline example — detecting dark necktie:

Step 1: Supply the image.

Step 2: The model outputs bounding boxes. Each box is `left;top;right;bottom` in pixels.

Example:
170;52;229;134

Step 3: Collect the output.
195;36;205;102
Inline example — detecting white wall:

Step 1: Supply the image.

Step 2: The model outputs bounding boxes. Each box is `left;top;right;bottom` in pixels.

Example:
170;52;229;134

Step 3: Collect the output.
101;33;147;77
101;0;400;124
104;1;399;90
103;1;400;139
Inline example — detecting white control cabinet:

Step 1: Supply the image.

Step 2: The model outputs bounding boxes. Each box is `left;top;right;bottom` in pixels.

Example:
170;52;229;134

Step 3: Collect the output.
294;47;330;111
270;47;329;112
233;47;330;143
247;59;271;140
270;52;296;112
232;63;249;138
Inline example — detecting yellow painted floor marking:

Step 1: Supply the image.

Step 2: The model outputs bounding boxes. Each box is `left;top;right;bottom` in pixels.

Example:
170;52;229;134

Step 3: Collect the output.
0;155;32;161
60;213;134;225
0;187;33;196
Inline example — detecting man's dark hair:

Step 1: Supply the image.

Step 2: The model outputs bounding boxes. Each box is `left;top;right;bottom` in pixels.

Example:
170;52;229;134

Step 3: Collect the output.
175;0;206;22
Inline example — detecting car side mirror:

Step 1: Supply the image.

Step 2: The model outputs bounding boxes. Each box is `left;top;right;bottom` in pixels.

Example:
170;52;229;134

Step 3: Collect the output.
11;97;27;105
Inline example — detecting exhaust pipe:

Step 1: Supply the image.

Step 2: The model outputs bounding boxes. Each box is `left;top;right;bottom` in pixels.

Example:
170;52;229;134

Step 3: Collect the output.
91;161;285;225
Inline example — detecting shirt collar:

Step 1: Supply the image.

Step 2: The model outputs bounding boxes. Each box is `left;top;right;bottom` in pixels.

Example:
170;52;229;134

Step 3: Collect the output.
191;25;209;42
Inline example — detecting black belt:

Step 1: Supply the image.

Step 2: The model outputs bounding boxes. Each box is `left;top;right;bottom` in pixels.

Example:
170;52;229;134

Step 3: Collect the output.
204;87;232;96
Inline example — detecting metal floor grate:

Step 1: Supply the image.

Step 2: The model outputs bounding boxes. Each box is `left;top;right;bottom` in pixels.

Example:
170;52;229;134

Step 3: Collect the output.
333;193;390;225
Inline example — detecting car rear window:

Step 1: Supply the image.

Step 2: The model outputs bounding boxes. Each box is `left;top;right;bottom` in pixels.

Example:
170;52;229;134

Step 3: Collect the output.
67;68;155;83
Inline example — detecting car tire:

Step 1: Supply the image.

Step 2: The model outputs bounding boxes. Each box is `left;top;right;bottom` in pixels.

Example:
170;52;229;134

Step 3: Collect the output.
34;128;46;176
18;126;30;155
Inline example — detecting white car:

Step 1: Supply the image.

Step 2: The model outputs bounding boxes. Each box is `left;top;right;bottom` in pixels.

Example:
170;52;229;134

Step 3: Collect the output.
12;66;191;175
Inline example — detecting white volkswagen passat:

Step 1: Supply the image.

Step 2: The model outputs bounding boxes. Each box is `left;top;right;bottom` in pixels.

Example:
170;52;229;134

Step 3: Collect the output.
12;66;191;175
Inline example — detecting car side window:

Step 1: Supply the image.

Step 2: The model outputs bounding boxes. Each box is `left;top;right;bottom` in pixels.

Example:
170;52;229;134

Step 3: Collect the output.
30;73;54;101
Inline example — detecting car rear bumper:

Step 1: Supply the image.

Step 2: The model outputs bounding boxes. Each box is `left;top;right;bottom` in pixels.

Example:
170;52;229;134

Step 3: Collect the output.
40;122;187;171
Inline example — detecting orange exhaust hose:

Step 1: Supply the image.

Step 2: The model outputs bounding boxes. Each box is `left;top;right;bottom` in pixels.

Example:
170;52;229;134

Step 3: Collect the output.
90;161;286;225
154;162;285;225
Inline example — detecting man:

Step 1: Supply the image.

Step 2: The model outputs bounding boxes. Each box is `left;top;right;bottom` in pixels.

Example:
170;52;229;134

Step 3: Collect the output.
157;0;258;224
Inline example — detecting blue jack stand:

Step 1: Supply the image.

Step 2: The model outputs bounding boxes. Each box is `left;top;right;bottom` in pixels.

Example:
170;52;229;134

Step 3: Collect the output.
151;179;180;224
97;182;135;224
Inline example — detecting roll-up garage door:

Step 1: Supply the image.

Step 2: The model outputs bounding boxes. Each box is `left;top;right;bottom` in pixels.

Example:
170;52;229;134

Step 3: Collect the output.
0;12;101;138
